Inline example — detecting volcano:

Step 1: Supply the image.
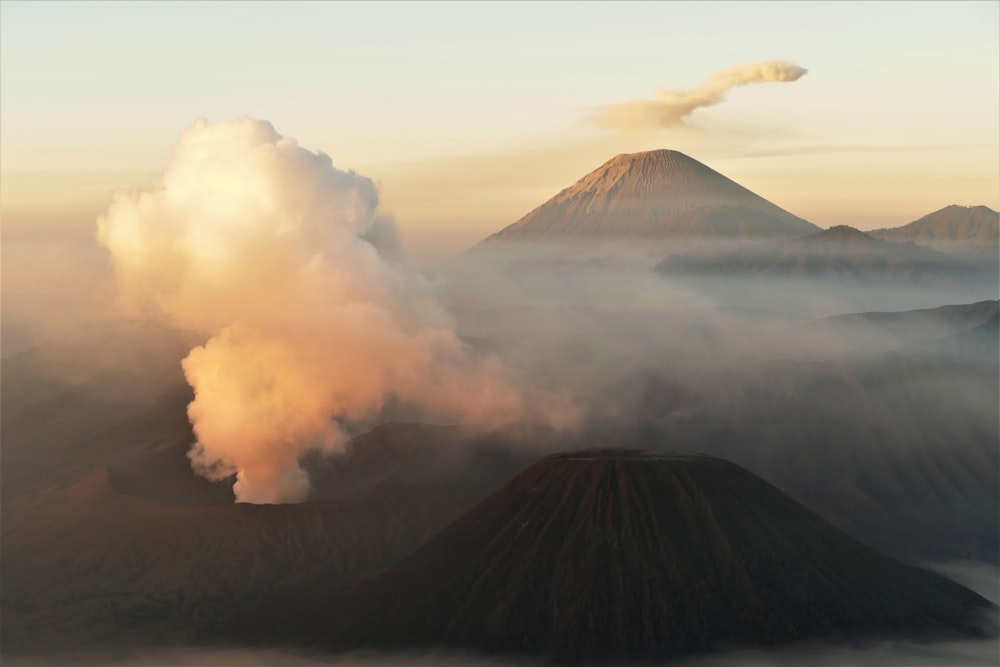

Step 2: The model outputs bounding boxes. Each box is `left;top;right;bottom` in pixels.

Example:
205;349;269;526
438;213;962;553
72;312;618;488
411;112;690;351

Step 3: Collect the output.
225;449;992;663
480;149;818;243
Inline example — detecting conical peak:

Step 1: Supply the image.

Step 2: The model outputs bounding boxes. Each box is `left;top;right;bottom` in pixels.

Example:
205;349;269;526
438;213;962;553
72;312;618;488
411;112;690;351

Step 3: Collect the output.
245;447;994;662
603;149;700;169
584;149;717;187
555;148;744;207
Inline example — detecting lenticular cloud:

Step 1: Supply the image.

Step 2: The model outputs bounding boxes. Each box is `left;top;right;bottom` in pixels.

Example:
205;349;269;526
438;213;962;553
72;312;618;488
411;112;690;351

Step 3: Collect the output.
97;118;570;503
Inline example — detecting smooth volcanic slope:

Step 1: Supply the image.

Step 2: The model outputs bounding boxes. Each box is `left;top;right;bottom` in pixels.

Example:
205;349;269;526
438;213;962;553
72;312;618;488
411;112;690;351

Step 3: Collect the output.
481;149;818;243
226;450;992;663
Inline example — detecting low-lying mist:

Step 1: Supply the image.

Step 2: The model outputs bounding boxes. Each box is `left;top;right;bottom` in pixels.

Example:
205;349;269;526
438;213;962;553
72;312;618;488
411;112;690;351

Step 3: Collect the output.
443;241;998;432
9;562;997;666
437;242;998;563
4;181;997;551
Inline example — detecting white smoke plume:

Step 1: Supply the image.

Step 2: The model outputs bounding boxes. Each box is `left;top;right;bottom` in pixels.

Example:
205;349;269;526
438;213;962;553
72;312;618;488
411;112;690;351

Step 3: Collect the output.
97;118;575;504
594;60;808;130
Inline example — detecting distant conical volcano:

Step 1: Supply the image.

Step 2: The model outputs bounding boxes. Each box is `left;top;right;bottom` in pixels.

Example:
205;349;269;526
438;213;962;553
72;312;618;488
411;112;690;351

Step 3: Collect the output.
224;449;992;663
482;149;818;243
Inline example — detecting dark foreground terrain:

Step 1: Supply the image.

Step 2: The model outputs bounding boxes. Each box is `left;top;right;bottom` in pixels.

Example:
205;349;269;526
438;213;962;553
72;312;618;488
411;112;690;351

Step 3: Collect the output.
221;450;994;663
2;301;997;660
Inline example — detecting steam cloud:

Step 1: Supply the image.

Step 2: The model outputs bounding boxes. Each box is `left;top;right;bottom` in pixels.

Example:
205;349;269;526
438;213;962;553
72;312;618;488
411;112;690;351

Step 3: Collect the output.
594;60;808;130
97;118;573;504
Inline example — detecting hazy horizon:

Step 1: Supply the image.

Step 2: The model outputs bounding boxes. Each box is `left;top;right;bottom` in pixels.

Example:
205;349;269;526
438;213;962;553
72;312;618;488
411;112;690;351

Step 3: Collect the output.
2;1;999;267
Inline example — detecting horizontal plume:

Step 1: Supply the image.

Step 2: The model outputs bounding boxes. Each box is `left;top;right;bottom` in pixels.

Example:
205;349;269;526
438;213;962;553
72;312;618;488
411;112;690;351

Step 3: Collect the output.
97;118;576;504
594;60;808;130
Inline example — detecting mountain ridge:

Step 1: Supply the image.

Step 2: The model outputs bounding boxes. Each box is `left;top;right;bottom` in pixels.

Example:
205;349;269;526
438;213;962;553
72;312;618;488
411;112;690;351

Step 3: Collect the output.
870;205;999;259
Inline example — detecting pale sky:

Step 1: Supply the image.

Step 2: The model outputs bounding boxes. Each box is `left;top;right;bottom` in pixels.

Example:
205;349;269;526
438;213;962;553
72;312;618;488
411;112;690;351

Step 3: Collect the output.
2;1;998;267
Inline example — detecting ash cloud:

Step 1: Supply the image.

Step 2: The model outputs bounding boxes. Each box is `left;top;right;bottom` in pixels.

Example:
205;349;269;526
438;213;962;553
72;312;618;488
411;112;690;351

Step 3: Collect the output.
96;118;576;504
594;60;807;131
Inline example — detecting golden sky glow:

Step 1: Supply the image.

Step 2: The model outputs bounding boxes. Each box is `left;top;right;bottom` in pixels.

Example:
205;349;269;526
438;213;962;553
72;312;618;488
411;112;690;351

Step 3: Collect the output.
2;1;997;267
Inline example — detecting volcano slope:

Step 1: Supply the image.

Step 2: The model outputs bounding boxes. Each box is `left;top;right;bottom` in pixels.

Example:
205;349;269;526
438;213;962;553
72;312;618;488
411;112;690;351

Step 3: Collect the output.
226;450;993;663
479;149;817;244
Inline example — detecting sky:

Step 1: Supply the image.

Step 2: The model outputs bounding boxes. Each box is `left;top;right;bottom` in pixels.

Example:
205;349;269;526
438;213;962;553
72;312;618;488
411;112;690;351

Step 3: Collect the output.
1;0;998;267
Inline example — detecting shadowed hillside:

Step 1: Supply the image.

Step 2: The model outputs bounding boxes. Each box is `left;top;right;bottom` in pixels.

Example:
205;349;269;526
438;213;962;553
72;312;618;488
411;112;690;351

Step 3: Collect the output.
0;422;532;657
224;450;993;663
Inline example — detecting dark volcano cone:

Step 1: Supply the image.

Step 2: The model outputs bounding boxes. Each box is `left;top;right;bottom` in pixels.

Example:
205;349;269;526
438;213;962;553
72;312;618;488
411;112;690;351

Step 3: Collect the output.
226;450;993;663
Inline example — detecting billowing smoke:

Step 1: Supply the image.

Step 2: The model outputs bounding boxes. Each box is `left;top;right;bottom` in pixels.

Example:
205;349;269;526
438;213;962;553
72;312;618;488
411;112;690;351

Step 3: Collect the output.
97;118;574;503
594;60;807;130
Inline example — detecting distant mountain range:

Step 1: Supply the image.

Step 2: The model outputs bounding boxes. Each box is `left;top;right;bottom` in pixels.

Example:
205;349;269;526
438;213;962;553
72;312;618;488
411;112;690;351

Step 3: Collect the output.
225;450;992;662
480;149;818;244
474;150;996;258
453;149;996;318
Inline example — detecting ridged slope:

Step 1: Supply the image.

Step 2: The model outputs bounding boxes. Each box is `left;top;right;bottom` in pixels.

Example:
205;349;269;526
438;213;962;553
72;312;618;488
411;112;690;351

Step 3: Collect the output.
228;449;992;662
484;150;818;243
